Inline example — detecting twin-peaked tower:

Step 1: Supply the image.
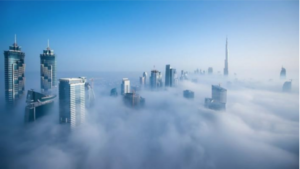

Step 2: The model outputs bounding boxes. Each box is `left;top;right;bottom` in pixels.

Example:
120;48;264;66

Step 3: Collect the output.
40;40;56;93
224;37;229;76
4;35;25;105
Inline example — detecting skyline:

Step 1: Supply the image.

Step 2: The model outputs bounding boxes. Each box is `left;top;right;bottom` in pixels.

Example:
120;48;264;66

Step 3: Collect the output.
0;1;298;78
0;1;298;168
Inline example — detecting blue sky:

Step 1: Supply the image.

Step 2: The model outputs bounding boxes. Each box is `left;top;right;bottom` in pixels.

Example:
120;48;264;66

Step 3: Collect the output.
0;1;298;77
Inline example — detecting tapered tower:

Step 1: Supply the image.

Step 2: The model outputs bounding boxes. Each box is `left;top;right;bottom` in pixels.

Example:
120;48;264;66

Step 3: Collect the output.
224;38;229;76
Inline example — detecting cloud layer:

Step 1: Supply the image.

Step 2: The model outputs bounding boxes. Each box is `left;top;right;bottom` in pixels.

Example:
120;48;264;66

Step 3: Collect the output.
0;73;298;169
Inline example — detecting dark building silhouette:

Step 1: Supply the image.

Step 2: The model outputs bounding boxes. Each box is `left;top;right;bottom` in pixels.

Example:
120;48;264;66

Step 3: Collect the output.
183;90;194;99
123;92;145;108
25;90;56;122
282;81;292;92
110;88;118;96
205;85;227;111
280;67;286;79
208;67;213;75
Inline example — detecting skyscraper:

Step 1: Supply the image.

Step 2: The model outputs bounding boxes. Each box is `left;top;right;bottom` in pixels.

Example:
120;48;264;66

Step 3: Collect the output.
280;67;286;79
143;72;148;85
40;40;56;93
59;78;85;128
25;90;56;122
165;64;171;87
282;80;292;92
165;64;177;87
224;38;229;76
208;67;213;75
150;70;163;89
183;90;194;99
4;35;25;106
140;76;145;87
110;88;118;96
121;78;130;95
123;92;145;108
205;85;227;110
170;68;178;86
79;77;95;108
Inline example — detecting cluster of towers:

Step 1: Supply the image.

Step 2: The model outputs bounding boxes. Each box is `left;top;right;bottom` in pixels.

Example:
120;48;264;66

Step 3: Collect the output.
4;36;94;129
4;36;56;107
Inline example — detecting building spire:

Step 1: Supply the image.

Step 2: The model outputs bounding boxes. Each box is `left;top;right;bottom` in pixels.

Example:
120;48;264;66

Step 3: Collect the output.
14;34;17;44
47;39;50;49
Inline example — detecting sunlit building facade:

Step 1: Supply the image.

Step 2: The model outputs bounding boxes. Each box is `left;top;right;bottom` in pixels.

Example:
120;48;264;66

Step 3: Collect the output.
59;78;86;129
121;78;130;95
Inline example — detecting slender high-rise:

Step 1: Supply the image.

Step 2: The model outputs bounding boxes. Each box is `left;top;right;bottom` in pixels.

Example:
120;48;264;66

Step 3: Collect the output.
59;78;86;129
40;40;56;93
4;35;25;105
165;64;171;87
224;38;229;76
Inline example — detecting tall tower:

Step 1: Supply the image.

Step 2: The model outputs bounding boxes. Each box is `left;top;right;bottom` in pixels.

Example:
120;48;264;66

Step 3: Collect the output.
40;40;56;93
4;35;25;106
165;64;171;87
224;37;229;76
150;70;163;89
59;78;85;129
121;78;130;95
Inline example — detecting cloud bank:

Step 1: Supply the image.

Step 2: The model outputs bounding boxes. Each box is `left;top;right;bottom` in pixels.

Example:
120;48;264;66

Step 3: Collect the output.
0;73;298;169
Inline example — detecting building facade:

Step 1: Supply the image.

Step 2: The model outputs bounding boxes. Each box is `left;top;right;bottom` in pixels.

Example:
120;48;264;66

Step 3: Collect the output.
208;67;213;75
121;78;130;95
183;90;194;99
59;78;86;128
150;70;163;89
282;81;292;92
143;72;148;85
280;67;286;79
205;85;227;110
123;92;145;108
4;37;25;106
165;64;171;87
40;41;56;93
25;90;56;122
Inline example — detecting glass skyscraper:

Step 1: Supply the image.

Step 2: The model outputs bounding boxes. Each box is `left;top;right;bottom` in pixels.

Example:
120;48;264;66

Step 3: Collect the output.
150;70;163;89
4;37;25;106
165;64;177;87
165;64;171;87
59;78;86;129
40;41;56;93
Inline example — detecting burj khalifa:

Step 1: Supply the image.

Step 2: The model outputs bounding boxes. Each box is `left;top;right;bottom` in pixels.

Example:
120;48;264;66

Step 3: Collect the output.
224;38;229;76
